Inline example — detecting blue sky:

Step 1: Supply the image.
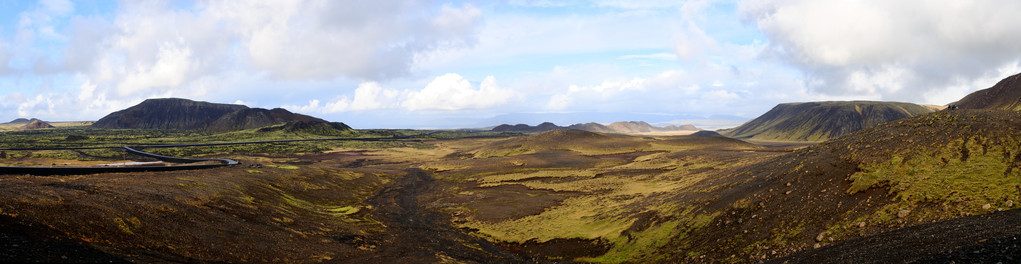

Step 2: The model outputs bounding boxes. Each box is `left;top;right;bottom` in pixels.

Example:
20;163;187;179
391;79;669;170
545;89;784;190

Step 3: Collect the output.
2;0;1020;129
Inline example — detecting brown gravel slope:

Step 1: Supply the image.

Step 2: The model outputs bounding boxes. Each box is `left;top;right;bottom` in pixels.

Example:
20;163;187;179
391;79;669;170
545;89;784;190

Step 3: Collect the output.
954;72;1021;110
665;109;1021;262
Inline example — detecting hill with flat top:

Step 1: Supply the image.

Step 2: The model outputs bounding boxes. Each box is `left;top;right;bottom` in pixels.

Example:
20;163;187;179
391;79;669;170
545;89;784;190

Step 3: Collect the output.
723;101;933;142
92;98;350;134
93;98;248;130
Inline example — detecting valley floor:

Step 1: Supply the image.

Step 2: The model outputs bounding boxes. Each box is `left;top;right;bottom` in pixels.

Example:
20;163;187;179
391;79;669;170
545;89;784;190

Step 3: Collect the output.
1;112;1021;263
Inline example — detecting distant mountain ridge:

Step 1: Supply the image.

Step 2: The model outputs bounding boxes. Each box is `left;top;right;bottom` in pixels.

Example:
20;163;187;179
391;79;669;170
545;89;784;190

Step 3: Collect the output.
722;101;934;142
491;122;565;133
93;98;350;133
492;121;699;134
953;72;1021;110
6;118;41;124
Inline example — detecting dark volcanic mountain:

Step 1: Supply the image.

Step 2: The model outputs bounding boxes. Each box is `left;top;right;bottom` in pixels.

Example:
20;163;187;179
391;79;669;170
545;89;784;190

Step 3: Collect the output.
204;108;323;132
92;98;347;133
723;101;933;142
953;72;1021;110
493;121;699;134
93;98;247;130
257;120;353;136
22;120;54;130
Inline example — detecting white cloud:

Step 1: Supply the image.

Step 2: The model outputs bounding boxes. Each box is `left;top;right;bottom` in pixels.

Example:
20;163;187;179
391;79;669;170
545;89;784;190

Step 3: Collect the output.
674;20;718;61
403;73;516;111
545;70;687;110
115;42;195;96
205;0;483;80
285;82;400;113
17;94;54;118
287;74;514;114
350;82;400;111
0;0;488;121
16;0;1014;128
741;0;1021;104
1;83;132;121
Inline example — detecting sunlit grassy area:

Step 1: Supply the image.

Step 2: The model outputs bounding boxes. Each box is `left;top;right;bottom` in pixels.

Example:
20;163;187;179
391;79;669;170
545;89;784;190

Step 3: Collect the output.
423;131;775;262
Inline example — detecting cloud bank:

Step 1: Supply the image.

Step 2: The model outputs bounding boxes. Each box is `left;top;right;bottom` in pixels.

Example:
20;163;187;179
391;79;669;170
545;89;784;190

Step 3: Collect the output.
741;0;1021;104
3;1;1021;128
1;0;484;120
288;73;517;113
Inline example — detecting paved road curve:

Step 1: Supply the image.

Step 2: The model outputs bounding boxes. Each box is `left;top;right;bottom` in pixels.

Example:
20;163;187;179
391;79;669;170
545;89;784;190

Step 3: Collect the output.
0;147;238;176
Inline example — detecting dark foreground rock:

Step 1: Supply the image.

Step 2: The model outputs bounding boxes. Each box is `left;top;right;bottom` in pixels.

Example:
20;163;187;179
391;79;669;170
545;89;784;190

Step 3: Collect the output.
0;216;128;263
770;208;1021;263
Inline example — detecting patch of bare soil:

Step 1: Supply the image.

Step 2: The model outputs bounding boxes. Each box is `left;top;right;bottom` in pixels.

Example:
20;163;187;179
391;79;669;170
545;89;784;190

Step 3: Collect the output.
440;183;574;223
350;168;534;263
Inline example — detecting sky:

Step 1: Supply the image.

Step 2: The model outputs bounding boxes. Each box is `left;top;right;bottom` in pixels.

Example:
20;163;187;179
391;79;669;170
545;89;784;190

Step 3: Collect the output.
1;0;1021;129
